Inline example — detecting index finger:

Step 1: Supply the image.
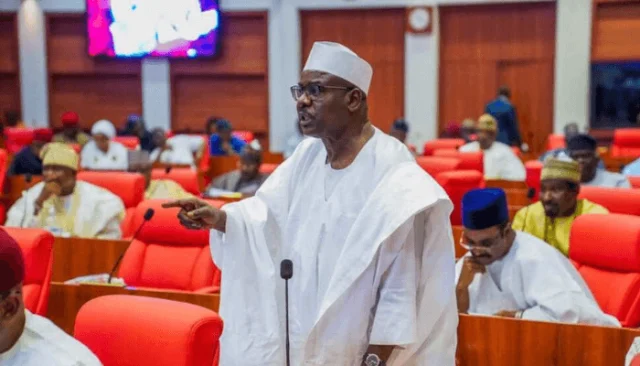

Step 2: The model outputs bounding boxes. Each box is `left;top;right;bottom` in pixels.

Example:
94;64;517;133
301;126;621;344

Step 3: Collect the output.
161;199;194;209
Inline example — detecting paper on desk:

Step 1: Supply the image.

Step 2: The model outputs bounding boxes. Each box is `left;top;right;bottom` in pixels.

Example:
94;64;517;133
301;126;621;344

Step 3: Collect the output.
626;337;640;366
64;273;127;287
206;187;242;199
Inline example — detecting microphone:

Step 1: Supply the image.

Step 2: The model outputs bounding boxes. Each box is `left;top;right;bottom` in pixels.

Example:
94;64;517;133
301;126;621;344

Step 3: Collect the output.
526;187;536;201
165;166;172;175
19;174;34;228
107;208;155;284
280;259;293;366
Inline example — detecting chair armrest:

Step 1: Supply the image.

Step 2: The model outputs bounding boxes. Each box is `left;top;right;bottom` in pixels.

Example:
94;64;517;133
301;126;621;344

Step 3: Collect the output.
194;286;220;294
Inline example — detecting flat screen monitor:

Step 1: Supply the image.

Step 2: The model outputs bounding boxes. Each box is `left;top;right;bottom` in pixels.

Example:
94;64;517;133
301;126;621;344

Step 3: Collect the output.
86;0;221;59
591;62;640;128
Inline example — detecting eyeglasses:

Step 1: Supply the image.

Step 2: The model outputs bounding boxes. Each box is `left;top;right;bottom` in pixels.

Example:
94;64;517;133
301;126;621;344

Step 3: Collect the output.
290;84;354;101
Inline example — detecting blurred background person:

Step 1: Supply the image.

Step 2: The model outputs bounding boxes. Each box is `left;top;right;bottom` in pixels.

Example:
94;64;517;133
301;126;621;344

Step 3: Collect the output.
52;112;91;147
205;146;267;196
120;114;155;152
80;120;129;171
209;119;246;156
7;129;53;176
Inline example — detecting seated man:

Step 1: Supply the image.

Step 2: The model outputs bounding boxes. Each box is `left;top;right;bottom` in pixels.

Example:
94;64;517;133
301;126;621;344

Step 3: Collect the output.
0;229;102;365
5;143;125;239
149;128;200;168
459;114;525;181
209;119;246;156
567;134;631;188
539;122;579;162
81;120;129;171
52;111;91;147
455;188;620;326
512;157;608;256
389;118;416;155
140;163;194;200
7;129;52;176
205;147;267;196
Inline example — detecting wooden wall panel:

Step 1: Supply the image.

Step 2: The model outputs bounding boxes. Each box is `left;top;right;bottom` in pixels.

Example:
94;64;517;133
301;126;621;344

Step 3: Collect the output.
592;3;640;61
439;3;556;155
0;13;19;115
46;14;142;129
170;12;268;135
0;75;19;113
300;9;405;133
49;75;142;129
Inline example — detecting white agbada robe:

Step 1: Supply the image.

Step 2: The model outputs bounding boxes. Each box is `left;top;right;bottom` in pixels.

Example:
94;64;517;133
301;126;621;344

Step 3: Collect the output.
149;135;202;168
459;141;525;181
455;231;620;326
80;140;129;171
211;129;458;366
5;181;125;239
0;310;102;365
582;169;631;188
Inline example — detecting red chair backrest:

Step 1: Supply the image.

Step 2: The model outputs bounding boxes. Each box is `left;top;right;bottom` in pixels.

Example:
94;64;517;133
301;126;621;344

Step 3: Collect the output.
569;214;640;327
259;163;279;174
151;168;200;195
113;136;140;150
578;186;640;216
433;150;483;173
524;160;543;202
233;130;254;143
0;149;9;193
611;129;640;158
4;128;35;154
74;295;223;366
77;171;145;209
2;227;53;316
630;176;640;189
416;156;461;177
547;134;565;150
423;139;465;156
118;200;219;291
435;170;485;226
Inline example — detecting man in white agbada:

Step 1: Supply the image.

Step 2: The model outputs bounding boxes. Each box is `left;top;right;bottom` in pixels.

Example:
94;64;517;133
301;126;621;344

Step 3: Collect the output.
149;128;201;168
455;188;620;327
567;134;631;188
5;143;125;239
0;229;102;365
80;120;129;171
163;41;458;365
459;114;526;181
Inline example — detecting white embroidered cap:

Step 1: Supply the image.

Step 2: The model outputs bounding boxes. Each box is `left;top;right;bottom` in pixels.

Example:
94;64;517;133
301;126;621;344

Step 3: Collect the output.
303;41;373;95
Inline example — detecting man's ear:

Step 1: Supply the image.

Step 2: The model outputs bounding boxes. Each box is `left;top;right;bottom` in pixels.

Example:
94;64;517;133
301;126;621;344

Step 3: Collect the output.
0;294;21;322
345;89;365;113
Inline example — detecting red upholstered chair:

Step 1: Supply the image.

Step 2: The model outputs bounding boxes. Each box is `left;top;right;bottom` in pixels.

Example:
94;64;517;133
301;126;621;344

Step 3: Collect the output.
4;128;34;154
152;168;200;196
77;171;146;238
233;130;254;143
578;186;640;216
611;129;640;158
416;156;460;177
547;134;565;150
259;163;279;174
569;214;640;327
511;146;522;157
113;136;140;150
435;170;485;226
630;176;640;189
433;150;484;173
118;199;220;293
68;144;81;154
3;227;53;316
525;160;543;202
422;138;465;156
74;295;223;366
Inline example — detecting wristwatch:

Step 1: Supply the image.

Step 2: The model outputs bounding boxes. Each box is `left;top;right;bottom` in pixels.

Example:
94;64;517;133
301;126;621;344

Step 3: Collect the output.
363;353;386;366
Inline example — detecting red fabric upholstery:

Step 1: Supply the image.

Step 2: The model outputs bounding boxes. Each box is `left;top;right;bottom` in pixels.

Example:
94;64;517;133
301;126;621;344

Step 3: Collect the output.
415;156;460;177
118;200;220;292
569;214;640;326
433;150;483;173
4;128;35;154
151;168;200;195
435;170;485;225
547;134;565;150
69;144;81;153
74;295;223;366
2;227;53;316
578;186;640;216
233;130;254;143
611;129;640;158
0;149;9;195
525;160;543;201
113;136;140;150
422;139;465;156
511;146;522;157
630;176;640;189
259;163;279;174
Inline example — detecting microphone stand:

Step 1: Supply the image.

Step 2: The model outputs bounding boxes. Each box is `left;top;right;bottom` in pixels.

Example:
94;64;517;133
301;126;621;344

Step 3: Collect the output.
280;259;293;366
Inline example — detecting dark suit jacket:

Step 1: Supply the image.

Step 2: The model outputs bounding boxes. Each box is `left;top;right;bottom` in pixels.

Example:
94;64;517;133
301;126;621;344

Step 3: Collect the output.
485;97;522;146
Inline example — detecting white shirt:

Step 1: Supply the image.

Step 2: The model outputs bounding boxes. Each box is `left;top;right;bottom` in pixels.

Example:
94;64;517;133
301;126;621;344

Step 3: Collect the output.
80;140;129;171
459;141;526;181
455;231;620;326
583;169;631;188
211;128;458;365
150;135;202;168
0;310;102;366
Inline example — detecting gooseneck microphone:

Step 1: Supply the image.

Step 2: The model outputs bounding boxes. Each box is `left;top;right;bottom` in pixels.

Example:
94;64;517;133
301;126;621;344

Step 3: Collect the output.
280;259;293;366
107;208;155;284
19;174;33;228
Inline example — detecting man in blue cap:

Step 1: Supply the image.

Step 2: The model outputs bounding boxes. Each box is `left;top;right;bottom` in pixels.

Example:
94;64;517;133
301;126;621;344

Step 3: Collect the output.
455;188;619;326
209;119;247;156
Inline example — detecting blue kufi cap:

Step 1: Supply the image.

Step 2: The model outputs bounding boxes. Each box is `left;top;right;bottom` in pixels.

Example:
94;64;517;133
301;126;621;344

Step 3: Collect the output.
461;188;509;230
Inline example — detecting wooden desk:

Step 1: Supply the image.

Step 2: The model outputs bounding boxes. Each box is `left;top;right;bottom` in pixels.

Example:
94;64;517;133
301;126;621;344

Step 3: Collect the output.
457;314;640;365
3;175;43;206
52;237;130;282
485;179;528;190
48;283;220;334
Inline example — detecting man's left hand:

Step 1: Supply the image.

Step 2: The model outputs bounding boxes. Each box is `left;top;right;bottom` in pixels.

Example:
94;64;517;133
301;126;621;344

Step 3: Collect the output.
494;310;518;318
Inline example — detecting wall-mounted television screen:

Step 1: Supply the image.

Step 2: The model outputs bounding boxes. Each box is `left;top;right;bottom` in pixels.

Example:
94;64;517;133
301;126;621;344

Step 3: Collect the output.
87;0;221;59
591;62;640;128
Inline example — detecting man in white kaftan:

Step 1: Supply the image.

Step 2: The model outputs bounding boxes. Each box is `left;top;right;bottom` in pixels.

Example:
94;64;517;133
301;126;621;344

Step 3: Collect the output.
165;41;458;366
5;143;125;239
80;120;129;171
459;114;525;181
456;188;620;326
150;130;202;168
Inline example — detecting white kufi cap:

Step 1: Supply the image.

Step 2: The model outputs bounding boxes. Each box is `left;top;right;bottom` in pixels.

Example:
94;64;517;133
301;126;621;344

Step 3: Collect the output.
303;41;373;95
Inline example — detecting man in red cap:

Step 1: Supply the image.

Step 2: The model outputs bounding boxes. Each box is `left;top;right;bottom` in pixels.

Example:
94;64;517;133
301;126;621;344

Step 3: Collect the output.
7;128;53;176
52;111;91;147
0;229;102;365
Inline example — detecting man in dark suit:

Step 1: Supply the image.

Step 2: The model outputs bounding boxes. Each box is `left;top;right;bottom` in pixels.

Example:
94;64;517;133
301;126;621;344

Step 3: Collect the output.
485;86;522;147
